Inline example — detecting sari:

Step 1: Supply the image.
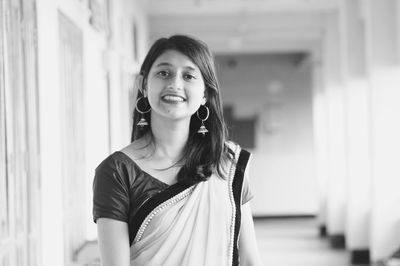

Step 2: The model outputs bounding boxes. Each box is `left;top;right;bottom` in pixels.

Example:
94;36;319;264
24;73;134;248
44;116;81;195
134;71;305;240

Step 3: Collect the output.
129;147;250;266
93;144;251;266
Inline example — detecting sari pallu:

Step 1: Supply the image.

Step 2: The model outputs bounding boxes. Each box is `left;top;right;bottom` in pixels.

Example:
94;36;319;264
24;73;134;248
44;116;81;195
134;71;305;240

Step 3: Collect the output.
129;148;251;266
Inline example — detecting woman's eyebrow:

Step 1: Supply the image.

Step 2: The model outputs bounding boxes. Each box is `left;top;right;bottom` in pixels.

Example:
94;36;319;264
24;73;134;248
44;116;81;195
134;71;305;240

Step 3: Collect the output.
154;62;172;68
155;62;197;71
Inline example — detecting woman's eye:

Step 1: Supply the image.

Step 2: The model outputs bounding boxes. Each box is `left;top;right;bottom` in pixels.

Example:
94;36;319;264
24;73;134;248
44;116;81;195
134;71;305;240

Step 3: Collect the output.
184;73;196;80
157;70;170;77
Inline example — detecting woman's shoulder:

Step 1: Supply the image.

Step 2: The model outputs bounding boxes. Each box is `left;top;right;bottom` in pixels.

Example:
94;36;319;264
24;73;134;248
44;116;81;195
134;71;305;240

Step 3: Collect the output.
119;138;149;162
95;140;147;177
95;151;131;177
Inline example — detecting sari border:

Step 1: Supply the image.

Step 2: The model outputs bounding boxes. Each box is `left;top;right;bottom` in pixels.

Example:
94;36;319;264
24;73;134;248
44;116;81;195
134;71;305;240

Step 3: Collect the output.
227;145;241;265
135;186;195;242
130;181;194;245
231;148;251;266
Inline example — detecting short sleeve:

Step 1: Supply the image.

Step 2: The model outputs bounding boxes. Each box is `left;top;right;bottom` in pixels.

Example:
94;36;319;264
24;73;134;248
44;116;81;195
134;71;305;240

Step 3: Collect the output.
92;156;130;223
241;160;253;205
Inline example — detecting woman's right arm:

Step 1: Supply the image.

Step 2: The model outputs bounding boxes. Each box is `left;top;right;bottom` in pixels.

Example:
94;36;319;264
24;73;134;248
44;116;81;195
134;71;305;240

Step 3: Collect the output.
97;218;130;266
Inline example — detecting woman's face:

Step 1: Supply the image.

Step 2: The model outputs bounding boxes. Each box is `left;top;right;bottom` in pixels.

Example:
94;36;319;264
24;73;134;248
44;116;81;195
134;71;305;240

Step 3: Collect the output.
145;49;206;122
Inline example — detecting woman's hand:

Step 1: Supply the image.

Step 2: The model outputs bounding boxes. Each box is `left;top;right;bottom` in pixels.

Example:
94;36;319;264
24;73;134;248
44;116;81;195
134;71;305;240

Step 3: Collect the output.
97;218;130;266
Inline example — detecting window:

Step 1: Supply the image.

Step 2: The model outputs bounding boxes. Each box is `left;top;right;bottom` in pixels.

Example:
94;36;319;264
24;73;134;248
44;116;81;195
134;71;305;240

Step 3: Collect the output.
0;0;40;265
58;11;86;265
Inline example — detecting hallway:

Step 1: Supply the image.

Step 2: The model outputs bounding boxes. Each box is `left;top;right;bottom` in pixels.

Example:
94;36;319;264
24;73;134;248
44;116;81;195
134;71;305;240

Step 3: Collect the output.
2;1;400;265
75;217;361;266
255;218;363;266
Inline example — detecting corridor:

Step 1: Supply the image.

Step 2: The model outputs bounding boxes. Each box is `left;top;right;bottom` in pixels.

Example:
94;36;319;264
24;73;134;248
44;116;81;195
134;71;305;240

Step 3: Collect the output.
76;217;366;266
2;0;400;265
255;218;362;266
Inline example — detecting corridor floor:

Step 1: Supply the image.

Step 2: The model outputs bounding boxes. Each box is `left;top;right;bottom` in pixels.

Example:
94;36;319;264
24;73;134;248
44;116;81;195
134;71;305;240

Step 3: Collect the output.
79;217;369;266
254;217;362;266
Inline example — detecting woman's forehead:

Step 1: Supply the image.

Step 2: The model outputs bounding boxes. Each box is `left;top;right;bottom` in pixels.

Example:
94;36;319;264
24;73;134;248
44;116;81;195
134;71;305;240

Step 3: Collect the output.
152;50;199;71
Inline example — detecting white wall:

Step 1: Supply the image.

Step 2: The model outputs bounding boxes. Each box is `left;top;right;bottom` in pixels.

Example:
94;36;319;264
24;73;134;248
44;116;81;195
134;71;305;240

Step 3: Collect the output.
85;0;149;240
340;0;371;252
314;0;400;261
215;53;317;216
322;11;348;237
107;0;148;152
365;0;400;260
36;0;149;265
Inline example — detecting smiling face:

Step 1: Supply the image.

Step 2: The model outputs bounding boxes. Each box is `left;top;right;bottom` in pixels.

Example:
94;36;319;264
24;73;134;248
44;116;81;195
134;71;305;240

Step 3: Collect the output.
144;49;207;123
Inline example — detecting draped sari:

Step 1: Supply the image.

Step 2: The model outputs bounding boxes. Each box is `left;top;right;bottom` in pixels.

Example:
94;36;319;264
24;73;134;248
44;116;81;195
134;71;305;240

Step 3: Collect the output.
93;144;251;266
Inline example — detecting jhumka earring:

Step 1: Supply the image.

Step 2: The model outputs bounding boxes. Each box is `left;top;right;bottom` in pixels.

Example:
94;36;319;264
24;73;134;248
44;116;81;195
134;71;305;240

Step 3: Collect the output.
135;97;151;127
196;105;209;136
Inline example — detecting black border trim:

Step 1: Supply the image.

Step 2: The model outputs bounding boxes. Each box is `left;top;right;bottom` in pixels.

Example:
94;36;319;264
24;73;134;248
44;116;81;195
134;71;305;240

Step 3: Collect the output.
129;181;193;245
232;149;251;266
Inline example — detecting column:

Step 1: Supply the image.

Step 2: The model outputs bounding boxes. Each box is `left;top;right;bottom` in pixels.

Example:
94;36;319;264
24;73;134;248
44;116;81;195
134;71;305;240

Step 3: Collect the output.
365;0;400;262
340;0;371;263
322;12;348;248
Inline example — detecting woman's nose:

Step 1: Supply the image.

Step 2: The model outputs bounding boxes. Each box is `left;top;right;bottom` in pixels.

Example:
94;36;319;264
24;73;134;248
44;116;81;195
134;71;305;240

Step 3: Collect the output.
167;75;183;90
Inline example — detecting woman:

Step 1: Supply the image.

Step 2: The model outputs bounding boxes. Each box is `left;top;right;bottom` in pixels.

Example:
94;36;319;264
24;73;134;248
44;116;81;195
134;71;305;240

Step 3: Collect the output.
93;35;262;266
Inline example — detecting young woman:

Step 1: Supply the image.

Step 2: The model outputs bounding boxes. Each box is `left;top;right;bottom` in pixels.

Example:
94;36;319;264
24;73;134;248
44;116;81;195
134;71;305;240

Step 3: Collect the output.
93;35;262;266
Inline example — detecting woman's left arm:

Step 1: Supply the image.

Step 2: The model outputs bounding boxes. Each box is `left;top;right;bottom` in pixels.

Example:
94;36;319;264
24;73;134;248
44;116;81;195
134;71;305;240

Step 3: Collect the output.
239;202;263;266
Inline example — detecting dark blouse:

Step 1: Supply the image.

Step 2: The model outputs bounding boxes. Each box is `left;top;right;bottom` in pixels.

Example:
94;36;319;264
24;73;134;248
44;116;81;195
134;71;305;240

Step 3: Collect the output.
92;151;253;228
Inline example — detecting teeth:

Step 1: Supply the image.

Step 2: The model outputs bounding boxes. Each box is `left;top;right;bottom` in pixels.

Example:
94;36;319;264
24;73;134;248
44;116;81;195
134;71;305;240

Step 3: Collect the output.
162;95;184;102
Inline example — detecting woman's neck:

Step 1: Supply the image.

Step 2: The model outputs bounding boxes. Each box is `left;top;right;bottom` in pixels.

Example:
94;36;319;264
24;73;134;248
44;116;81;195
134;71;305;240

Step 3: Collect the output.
149;115;190;163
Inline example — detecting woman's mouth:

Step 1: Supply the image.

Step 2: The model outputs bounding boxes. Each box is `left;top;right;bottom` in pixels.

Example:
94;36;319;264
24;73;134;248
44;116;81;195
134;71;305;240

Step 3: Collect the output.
161;95;186;103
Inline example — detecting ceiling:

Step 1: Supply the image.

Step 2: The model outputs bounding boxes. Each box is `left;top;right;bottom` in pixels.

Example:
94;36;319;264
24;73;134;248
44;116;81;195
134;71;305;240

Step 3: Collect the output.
141;0;340;55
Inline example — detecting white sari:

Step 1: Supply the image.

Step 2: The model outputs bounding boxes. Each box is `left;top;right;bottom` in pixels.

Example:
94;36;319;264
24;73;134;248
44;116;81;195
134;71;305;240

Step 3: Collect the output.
129;146;251;266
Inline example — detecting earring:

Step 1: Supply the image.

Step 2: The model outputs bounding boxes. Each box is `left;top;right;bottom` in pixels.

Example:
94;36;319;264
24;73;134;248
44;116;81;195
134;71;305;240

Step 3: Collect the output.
196;105;209;136
135;97;151;127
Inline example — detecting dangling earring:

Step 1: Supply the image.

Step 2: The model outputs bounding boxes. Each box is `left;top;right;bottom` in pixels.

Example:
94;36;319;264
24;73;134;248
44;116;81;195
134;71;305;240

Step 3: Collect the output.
197;105;209;136
135;97;151;128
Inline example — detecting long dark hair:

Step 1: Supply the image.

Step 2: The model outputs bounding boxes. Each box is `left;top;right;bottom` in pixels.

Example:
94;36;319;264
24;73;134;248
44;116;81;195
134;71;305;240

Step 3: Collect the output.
131;35;231;184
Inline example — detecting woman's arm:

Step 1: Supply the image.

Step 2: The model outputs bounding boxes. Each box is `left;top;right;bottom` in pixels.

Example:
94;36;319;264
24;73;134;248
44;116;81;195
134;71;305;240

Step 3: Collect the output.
239;202;263;266
97;218;130;266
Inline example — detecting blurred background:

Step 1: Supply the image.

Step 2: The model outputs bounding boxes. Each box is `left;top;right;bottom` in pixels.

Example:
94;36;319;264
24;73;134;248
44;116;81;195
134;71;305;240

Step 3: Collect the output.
1;0;400;265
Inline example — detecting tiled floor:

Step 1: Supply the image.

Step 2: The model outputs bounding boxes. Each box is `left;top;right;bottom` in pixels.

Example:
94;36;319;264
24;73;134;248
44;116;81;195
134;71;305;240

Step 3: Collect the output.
81;217;371;266
254;217;364;266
